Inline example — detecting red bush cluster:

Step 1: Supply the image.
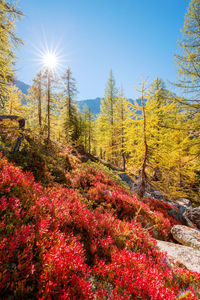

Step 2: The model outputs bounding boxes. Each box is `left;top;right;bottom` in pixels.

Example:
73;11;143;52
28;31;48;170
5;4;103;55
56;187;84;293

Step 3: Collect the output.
0;156;199;299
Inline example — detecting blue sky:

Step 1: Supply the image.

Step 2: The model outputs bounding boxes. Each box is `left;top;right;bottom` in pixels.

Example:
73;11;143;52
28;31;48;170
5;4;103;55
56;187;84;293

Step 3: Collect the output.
16;0;190;100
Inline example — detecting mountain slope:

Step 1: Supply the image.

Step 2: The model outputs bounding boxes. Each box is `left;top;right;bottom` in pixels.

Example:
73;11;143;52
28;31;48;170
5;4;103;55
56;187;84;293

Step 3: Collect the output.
14;80;30;94
15;80;139;116
76;98;102;115
0;132;200;298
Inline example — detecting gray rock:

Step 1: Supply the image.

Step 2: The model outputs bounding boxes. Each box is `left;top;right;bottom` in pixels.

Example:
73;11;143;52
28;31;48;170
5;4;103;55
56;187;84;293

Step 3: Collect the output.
131;178;142;190
156;240;200;273
185;207;200;229
171;225;200;251
183;212;197;228
152;191;163;200
131;178;166;201
118;173;133;187
175;198;192;208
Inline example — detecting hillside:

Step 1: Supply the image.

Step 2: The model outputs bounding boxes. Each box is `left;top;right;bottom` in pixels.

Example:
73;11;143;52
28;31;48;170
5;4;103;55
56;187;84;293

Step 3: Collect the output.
0;131;200;299
2;0;200;298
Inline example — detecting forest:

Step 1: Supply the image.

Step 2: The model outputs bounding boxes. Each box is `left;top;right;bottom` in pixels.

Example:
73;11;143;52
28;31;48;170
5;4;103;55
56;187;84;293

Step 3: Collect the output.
1;1;200;204
0;0;200;299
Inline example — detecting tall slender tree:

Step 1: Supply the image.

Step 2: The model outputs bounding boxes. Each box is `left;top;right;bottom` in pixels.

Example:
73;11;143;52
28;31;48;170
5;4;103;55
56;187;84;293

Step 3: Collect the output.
27;71;45;133
5;84;23;115
82;105;93;154
33;71;43;130
114;89;128;170
0;0;23;109
100;70;118;162
175;0;200;104
138;80;149;198
148;78;171;180
62;68;79;143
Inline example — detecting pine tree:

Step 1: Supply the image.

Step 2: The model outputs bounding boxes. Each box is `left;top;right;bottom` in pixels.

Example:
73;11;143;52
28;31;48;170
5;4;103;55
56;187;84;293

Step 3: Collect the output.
124;79;176;196
136;80;149;198
95;113;109;160
62;68;79;143
37;69;60;141
0;1;23;109
99;70;118;162
82;105;93;154
173;0;200;202
148;78;172;181
124;77;200;200
114;90;128;170
46;69;51;141
175;0;200;103
27;71;45;133
5;84;24;115
32;71;43;130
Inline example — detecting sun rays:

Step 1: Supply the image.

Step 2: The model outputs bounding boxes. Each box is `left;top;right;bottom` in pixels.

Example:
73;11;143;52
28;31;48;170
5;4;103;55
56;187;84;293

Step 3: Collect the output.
42;52;58;71
28;28;70;76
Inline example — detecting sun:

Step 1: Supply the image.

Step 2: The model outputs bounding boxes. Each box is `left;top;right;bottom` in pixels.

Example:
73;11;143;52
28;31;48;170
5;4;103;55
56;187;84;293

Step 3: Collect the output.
42;52;58;70
31;36;69;75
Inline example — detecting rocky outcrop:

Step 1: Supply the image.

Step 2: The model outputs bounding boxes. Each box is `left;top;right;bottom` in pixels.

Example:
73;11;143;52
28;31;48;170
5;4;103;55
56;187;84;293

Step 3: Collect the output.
185;207;200;229
131;179;166;200
182;212;196;228
175;198;191;208
118;173;133;187
128;176;198;229
156;240;200;273
171;225;200;251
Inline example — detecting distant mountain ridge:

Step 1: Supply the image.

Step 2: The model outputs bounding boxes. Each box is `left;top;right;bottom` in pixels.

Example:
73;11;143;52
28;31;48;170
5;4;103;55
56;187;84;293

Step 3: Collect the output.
14;80;137;116
15;80;103;115
14;80;30;95
76;98;102;115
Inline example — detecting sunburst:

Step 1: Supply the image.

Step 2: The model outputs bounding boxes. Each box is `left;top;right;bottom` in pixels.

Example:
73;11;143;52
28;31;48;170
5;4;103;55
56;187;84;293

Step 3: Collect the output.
29;30;69;76
42;52;58;71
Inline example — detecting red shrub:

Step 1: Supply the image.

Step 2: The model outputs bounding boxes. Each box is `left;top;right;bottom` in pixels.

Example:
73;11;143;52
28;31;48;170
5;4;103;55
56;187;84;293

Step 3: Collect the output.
0;155;199;299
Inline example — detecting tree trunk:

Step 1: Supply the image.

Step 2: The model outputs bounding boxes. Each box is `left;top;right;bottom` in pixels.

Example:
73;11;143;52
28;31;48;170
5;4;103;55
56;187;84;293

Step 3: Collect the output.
88;109;91;154
47;72;51;141
38;76;42;132
138;82;148;198
121;97;126;171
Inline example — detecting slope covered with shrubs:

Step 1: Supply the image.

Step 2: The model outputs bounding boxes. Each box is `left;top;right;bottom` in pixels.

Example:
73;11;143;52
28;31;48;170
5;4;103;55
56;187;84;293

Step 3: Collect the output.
0;153;200;299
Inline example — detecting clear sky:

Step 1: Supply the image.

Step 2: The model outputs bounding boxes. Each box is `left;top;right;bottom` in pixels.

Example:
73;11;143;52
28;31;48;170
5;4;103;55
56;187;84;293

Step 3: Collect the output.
15;0;190;100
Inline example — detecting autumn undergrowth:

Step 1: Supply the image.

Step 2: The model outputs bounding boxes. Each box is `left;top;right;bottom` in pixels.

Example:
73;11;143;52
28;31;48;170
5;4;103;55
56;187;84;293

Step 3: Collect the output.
0;152;200;299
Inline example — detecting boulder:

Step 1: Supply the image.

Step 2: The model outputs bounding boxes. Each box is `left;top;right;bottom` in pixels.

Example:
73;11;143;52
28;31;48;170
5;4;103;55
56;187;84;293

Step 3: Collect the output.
131;179;163;198
171;225;200;251
156;240;200;273
152;190;163;200
185;207;200;229
183;212;197;228
131;178;142;191
175;198;192;208
118;173;133;187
